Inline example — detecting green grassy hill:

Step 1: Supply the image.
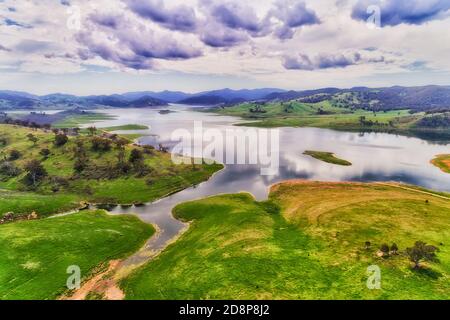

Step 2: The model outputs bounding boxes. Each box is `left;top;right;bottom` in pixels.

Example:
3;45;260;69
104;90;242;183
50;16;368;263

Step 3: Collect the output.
212;101;450;139
0;124;222;219
431;154;450;174
122;181;450;300
0;210;154;300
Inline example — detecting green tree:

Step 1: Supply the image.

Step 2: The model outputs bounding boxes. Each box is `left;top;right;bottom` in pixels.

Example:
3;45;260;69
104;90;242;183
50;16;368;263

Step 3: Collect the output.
390;243;399;255
406;241;438;269
88;126;97;136
54;133;68;146
129;149;143;164
8;149;21;161
27;133;38;146
380;243;390;257
23;159;47;186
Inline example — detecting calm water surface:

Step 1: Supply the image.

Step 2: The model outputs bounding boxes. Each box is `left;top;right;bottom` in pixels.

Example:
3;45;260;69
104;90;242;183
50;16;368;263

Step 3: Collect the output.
86;105;450;265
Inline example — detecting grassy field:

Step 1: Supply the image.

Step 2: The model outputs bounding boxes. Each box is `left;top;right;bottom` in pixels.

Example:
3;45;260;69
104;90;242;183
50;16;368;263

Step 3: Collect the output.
122;181;450;300
0;190;80;219
303;150;352;166
0;210;154;300
53;113;116;128
209;101;450;141
431;154;450;174
102;124;149;131
0;124;223;212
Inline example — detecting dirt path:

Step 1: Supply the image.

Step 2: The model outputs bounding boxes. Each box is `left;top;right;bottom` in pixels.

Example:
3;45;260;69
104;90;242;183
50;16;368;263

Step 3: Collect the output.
62;222;190;300
377;182;450;200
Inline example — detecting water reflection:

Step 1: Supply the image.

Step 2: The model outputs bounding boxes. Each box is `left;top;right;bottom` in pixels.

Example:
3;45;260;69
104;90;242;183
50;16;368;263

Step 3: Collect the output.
87;105;450;265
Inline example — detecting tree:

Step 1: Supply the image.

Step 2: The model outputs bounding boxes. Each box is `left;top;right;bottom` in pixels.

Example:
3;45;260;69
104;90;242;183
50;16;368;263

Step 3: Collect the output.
91;136;112;152
129;149;143;163
8;149;21;161
406;241;438;269
39;148;51;158
54;133;68;146
380;243;390;257
390;243;399;255
23;159;47;186
27;133;38;146
0;161;21;177
73;140;88;173
88;126;97;136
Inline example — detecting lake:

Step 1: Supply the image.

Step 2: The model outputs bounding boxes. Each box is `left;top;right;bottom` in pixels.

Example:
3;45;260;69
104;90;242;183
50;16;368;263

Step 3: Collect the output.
86;105;450;266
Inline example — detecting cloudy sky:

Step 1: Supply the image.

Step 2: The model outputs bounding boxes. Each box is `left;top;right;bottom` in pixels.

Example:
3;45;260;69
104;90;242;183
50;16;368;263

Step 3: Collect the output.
0;0;450;95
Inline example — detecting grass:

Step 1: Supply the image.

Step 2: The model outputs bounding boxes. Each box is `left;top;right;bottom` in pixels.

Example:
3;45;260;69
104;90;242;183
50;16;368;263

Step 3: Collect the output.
0;124;223;206
53;113;116;128
102;124;149;131
122;181;450;300
0;210;154;300
303;150;352;166
211;101;446;136
431;154;450;174
0;190;80;219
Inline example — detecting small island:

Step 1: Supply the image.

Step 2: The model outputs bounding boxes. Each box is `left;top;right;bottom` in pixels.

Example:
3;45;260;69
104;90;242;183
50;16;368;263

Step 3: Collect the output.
431;154;450;173
303;150;352;166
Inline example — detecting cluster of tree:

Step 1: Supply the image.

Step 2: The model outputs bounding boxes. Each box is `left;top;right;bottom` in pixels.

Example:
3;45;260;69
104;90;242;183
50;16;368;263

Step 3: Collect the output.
0;117;51;130
0;161;21;180
249;105;267;113
91;136;112;152
416;113;450;129
299;94;331;104
365;240;439;269
358;116;389;127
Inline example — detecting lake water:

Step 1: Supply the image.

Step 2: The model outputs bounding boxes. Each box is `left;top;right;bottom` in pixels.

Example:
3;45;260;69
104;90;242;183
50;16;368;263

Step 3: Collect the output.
86;105;450;266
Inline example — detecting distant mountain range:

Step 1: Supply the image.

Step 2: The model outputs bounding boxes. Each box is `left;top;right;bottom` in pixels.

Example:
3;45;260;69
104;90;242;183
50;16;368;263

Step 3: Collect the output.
1;85;450;112
0;88;285;110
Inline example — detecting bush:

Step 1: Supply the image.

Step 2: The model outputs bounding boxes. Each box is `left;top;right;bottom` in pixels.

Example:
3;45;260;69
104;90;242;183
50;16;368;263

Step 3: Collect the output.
380;244;390;257
129;149;144;163
8;149;22;161
54;133;68;146
0;161;21;178
40;148;51;158
406;241;438;269
23;159;47;186
91;136;112;152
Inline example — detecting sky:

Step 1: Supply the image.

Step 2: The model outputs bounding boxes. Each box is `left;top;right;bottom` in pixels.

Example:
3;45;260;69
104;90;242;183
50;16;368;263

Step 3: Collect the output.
0;0;450;95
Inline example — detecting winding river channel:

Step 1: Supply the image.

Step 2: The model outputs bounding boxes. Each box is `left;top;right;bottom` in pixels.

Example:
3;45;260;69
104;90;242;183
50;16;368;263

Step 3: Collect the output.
86;105;450;269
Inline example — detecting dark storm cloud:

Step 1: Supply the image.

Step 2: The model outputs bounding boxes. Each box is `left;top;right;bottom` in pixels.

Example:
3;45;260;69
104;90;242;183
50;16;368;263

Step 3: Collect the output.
352;0;450;26
124;0;197;32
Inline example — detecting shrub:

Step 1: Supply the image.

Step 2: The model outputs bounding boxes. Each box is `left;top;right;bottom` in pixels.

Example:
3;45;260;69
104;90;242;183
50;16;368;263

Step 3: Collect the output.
91;136;112;152
129;149;144;163
8;149;21;161
406;241;438;269
40;148;51;158
390;243;399;255
54;133;68;146
0;161;21;178
380;244;390;257
23;159;47;186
